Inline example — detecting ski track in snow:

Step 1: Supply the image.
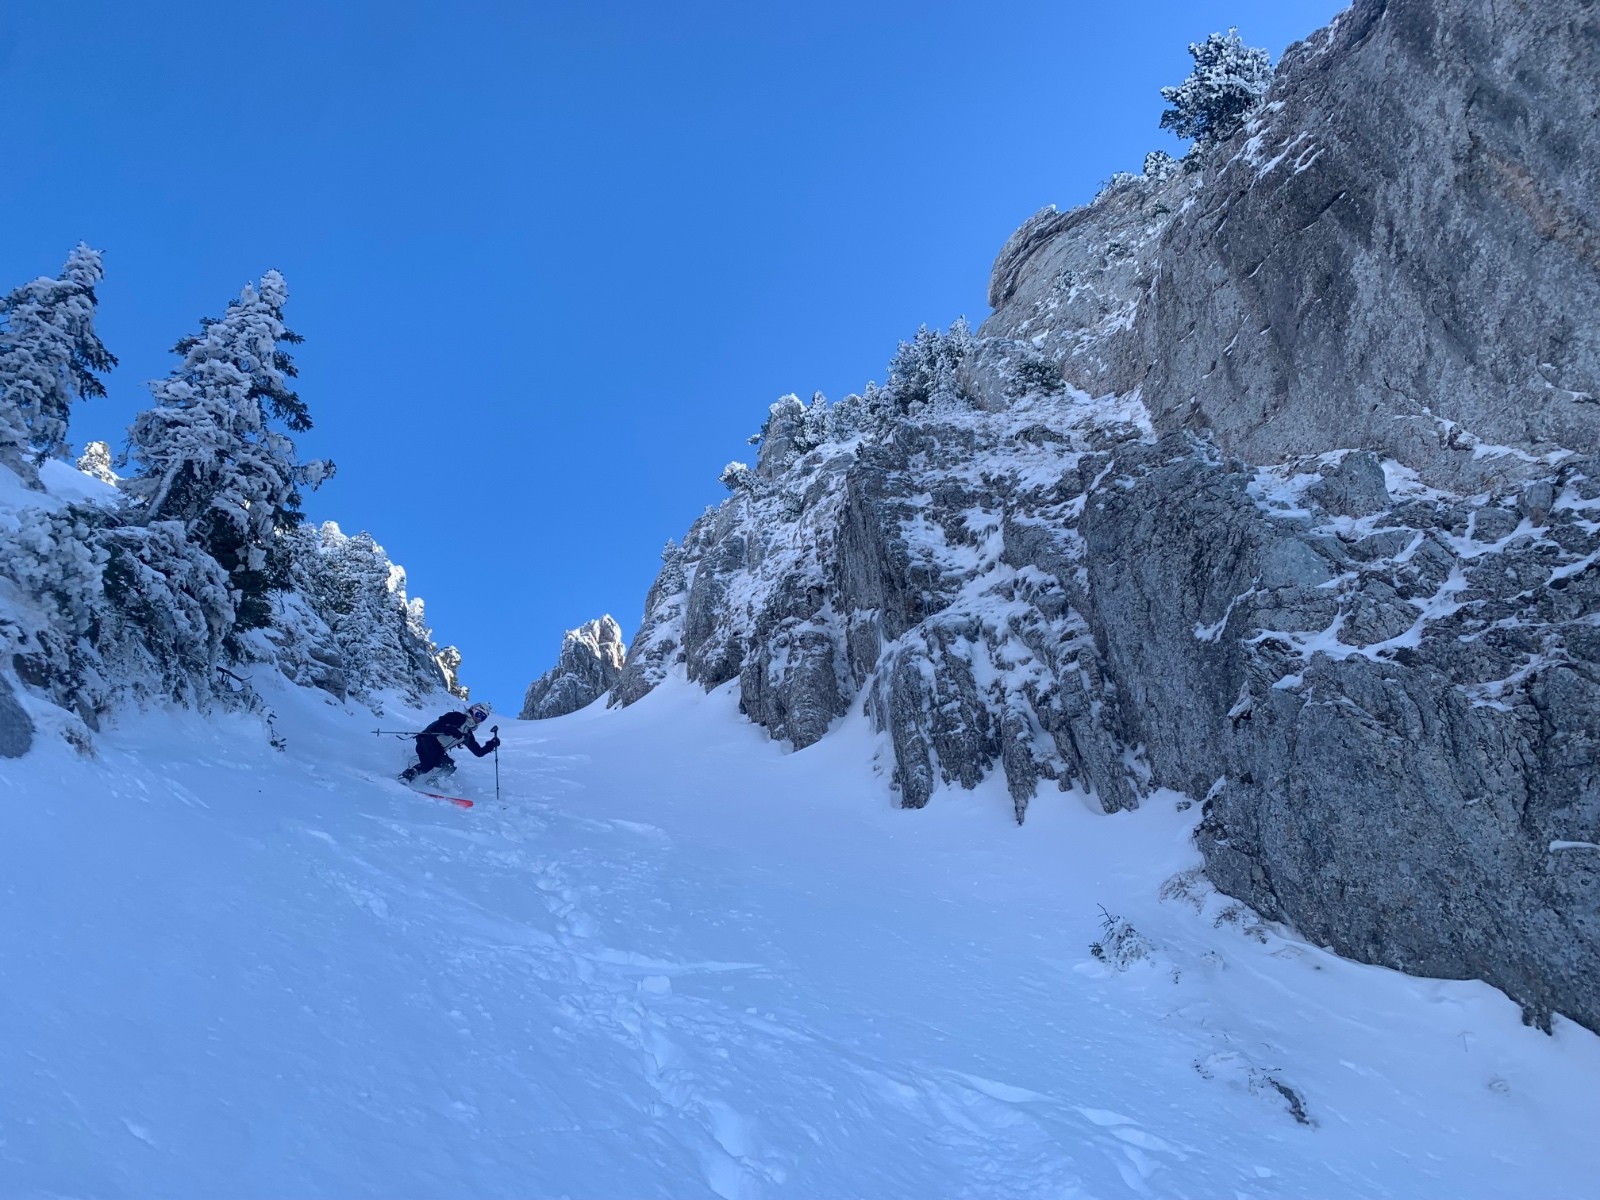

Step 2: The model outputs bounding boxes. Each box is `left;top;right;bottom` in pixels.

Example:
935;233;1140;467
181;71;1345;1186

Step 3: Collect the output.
0;679;1594;1199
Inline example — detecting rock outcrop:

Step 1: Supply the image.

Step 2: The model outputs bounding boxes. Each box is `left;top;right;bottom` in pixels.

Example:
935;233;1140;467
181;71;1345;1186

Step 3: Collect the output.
605;0;1600;1034
1130;0;1600;489
0;674;34;758
521;616;626;720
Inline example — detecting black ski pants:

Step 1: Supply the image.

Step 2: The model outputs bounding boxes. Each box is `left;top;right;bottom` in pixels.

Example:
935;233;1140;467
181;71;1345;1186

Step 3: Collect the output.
414;734;455;774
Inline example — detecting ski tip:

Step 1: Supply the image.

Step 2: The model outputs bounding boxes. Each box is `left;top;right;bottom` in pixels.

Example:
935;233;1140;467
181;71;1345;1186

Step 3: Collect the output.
419;792;474;809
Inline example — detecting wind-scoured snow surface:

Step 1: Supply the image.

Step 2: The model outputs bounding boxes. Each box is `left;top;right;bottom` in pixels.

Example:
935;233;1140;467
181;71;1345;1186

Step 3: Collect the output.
2;681;1594;1199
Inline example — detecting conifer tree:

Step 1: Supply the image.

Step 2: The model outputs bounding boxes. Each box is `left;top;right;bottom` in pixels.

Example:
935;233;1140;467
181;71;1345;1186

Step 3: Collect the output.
292;521;449;701
885;319;974;414
0;244;117;477
76;440;118;485
123;271;333;632
1159;29;1273;149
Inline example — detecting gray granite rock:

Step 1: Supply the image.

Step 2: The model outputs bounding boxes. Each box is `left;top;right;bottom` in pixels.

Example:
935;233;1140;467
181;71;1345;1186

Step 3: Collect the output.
0;674;34;758
1309;451;1390;518
607;0;1600;1033
1123;0;1600;491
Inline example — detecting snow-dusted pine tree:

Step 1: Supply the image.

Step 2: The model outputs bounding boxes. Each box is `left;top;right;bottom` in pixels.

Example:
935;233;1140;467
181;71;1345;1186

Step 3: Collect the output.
76;440;117;485
0;244;117;479
884;319;974;414
1;497;237;721
827;385;888;441
1158;29;1273;148
287;521;452;704
96;517;236;707
122;271;333;634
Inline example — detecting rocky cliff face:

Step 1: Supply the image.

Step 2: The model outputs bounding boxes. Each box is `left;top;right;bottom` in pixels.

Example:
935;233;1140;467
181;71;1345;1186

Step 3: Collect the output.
521;616;626;720
606;0;1599;1033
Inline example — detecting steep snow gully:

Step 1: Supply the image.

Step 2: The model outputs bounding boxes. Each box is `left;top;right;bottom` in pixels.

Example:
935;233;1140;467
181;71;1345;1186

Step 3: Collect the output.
1;681;1594;1198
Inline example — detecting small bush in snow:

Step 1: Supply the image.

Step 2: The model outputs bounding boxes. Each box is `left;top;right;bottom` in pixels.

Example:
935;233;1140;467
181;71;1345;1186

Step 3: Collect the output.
720;461;754;493
1011;354;1065;398
1159;28;1273;148
1089;907;1155;971
1142;150;1180;182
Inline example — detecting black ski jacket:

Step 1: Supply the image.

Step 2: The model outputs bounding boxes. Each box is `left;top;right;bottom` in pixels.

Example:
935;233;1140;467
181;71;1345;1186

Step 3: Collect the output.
420;711;494;757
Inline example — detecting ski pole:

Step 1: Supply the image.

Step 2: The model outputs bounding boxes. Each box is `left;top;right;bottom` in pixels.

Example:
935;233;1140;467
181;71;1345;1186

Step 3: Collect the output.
491;725;501;804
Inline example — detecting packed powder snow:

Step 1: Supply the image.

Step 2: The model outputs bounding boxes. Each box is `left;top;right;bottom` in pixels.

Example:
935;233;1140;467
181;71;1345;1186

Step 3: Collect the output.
1;676;1593;1199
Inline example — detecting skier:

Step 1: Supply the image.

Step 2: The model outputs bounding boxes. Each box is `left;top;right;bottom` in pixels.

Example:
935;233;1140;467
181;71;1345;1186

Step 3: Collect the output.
401;702;501;783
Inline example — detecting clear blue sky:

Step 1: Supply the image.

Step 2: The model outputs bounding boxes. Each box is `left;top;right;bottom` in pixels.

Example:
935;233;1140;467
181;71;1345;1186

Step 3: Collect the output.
3;0;1344;713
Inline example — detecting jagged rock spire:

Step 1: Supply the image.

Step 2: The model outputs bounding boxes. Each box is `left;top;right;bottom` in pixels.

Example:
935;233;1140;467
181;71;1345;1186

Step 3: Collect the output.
520;616;626;720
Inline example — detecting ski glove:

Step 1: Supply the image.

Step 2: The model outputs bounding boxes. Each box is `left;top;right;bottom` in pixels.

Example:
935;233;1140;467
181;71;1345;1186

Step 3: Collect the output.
486;737;501;752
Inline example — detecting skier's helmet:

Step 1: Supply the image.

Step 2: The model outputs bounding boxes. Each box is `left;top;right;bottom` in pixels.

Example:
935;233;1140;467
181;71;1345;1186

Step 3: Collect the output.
467;702;491;726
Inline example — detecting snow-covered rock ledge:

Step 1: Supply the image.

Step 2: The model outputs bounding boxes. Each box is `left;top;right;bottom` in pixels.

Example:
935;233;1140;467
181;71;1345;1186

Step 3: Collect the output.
597;0;1600;1035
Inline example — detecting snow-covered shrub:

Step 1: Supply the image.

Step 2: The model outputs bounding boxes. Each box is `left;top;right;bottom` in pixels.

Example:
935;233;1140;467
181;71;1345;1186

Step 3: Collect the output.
284;521;452;704
76;440;117;485
800;391;830;450
122;270;334;635
827;383;897;442
1;505;113;714
0;244;117;477
826;391;866;440
1010;352;1066;397
97;517;235;707
2;499;237;719
1089;907;1155;971
720;460;755;493
2;505;107;637
1142;150;1180;182
1159;28;1273;148
884;319;975;415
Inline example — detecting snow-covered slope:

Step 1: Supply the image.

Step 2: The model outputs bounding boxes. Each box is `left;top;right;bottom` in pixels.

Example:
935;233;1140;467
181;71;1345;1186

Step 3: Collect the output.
2;680;1593;1198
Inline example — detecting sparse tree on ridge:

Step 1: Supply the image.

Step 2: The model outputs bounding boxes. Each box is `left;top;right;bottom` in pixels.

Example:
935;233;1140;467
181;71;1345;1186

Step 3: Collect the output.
885;319;974;414
1159;28;1273;149
123;270;334;633
76;440;118;485
0;244;117;478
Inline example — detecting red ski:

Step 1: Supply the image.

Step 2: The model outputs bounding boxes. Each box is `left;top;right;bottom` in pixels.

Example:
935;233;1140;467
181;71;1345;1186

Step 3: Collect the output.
418;791;474;809
383;771;475;809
